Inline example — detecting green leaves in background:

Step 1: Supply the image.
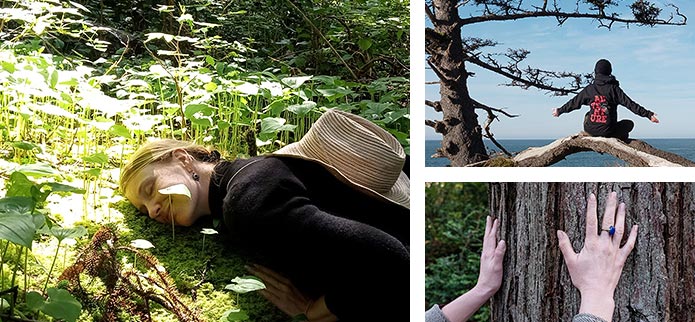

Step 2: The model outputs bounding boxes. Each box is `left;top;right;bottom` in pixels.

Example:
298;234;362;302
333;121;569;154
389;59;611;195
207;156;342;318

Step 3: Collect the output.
26;288;82;322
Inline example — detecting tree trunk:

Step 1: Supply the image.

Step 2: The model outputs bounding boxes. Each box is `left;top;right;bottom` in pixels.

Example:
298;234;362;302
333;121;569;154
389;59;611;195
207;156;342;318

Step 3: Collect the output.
427;0;488;166
489;182;695;322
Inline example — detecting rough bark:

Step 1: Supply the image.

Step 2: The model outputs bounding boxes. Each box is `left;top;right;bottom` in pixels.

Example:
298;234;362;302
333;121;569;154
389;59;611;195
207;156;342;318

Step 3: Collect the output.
468;133;695;167
426;1;488;166
489;182;695;322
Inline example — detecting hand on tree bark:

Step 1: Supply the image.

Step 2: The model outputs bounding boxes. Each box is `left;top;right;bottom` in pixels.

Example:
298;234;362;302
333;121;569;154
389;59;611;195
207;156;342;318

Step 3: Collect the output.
476;216;506;295
441;216;506;322
557;192;639;322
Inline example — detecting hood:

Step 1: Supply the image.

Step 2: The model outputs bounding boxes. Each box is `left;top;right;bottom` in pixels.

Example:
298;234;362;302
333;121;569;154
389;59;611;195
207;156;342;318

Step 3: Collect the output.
593;73;620;86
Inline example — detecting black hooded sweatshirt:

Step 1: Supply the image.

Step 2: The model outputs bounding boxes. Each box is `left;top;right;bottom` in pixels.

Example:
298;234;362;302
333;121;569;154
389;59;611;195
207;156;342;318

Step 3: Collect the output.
557;74;654;136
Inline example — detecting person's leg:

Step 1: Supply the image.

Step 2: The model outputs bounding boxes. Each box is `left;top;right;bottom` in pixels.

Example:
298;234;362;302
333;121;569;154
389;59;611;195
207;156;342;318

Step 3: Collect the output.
610;120;634;142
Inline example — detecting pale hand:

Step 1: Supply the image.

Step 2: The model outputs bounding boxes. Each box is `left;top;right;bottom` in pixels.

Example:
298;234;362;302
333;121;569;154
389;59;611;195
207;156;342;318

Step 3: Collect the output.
476;216;506;295
552;108;560;117
557;192;638;322
246;264;311;317
650;114;659;123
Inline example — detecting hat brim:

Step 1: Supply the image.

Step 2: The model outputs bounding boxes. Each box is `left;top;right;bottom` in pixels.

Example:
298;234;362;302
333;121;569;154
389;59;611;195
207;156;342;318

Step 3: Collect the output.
271;153;410;210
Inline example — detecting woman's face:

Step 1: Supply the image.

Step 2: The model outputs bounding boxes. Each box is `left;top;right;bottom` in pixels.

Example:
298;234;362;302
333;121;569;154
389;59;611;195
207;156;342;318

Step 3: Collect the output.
123;158;202;226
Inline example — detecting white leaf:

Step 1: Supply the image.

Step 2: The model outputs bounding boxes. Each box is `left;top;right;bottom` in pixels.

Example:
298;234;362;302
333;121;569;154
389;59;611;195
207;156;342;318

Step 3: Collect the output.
201;228;219;235
224;276;265;294
158;184;191;198
130;239;155;249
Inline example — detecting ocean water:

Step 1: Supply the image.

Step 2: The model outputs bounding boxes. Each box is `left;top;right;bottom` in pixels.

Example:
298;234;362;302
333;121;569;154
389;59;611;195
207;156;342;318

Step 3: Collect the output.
425;139;695;167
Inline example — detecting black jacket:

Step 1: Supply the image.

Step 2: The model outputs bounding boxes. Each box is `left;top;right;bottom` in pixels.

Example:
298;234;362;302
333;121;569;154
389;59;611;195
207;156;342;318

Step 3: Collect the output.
208;156;409;321
557;74;654;136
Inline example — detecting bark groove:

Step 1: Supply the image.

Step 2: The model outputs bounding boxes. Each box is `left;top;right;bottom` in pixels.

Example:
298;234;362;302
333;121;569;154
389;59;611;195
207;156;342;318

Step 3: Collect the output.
489;183;695;322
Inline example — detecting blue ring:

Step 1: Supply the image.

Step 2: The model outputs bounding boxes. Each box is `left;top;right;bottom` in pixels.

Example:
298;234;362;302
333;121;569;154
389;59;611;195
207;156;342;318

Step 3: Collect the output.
608;225;615;236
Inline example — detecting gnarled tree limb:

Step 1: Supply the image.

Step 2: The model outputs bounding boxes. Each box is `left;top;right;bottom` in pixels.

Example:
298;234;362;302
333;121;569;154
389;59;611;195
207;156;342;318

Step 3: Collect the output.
467;133;695;167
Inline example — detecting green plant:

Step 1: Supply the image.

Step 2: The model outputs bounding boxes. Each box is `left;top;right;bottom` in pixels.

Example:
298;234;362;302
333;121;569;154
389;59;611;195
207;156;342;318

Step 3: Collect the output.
222;276;266;322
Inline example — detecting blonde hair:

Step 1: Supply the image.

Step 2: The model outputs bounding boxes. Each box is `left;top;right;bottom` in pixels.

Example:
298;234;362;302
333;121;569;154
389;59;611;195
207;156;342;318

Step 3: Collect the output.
119;139;221;194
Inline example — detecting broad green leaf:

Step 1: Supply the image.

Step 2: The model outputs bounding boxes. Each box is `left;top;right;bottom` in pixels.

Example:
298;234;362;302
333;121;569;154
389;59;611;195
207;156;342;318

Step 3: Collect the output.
45;226;87;242
130;239;155;249
16;164;59;178
267;99;288;116
205;55;215;66
50;70;59;89
260;118;296;134
42;183;85;194
6;172;34;198
26;291;44;311
11;141;41;152
82;168;102;179
32;214;46;230
204;82;218;92
184;104;215;119
109;124;131;138
357;38;373;51
2;61;15;73
0;197;35;214
145;32;174;43
316;87;353;101
222;309;249;321
41;288;82;322
224;276;265;294
281;76;312;89
0;212;36;248
286;101;317;117
82;152;109;165
158;184;191;198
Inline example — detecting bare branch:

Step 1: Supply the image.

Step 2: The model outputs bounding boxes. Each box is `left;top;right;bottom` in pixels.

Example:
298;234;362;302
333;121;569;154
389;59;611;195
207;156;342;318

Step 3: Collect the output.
458;6;685;28
466;54;584;95
425;100;442;112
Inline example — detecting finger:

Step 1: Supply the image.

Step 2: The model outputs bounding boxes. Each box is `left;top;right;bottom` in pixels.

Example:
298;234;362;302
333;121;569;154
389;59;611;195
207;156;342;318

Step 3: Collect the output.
251;264;291;285
495;239;506;259
246;265;288;293
557;230;576;266
601;191;617;237
619;225;639;261
613;203;626;247
585;193;599;243
483;216;492;250
488;218;500;248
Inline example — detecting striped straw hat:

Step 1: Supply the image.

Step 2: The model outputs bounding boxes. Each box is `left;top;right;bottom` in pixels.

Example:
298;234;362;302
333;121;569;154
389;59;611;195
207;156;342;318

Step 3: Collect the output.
273;109;409;209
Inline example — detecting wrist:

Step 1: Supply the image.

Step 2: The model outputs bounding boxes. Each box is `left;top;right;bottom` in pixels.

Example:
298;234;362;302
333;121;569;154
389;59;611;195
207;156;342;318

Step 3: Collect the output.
471;283;497;301
578;290;615;322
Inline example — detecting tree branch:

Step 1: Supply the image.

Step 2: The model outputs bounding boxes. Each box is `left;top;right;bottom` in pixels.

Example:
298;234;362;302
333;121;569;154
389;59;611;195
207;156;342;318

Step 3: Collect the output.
468;133;695;167
425;100;442;112
466;54;583;95
458;9;685;28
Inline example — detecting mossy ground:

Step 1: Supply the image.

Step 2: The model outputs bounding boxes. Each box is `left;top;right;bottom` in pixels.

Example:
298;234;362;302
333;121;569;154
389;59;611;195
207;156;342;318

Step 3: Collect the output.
2;197;285;322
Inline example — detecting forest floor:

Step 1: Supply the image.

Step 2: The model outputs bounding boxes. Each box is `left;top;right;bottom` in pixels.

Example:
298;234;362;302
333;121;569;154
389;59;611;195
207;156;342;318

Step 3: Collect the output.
1;159;284;322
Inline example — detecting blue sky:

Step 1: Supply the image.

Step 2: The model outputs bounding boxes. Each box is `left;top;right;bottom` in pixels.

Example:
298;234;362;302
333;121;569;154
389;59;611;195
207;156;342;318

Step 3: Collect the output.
425;1;695;140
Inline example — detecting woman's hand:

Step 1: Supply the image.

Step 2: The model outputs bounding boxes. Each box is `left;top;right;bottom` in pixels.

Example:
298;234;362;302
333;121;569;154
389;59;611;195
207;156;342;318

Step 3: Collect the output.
475;216;506;296
440;216;505;322
552;108;560;117
557;192;638;322
246;264;337;322
650;114;659;123
246;264;311;317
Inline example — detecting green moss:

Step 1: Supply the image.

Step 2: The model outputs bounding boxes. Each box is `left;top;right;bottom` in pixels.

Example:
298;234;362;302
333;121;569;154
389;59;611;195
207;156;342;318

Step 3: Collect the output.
57;200;285;321
484;157;517;167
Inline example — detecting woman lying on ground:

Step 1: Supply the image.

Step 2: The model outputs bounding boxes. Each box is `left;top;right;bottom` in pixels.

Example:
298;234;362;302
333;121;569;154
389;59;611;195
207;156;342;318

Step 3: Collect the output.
119;109;410;322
